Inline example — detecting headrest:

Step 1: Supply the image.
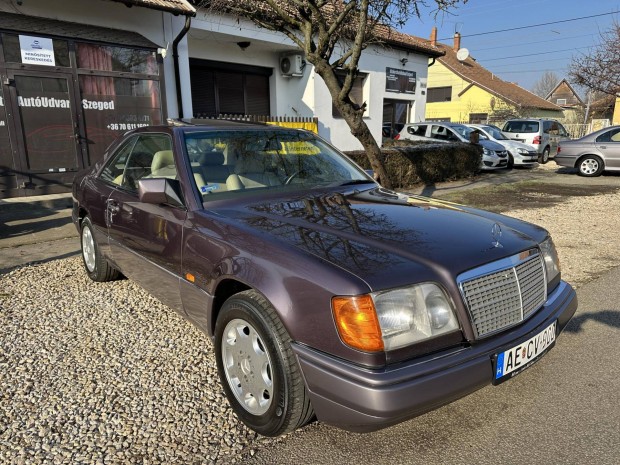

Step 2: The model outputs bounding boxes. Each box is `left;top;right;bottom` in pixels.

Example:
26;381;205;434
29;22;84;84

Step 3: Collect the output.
198;151;225;166
151;150;174;171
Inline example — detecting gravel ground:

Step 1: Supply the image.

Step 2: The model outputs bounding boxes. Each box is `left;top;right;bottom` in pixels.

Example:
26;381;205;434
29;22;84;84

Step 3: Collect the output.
1;180;619;464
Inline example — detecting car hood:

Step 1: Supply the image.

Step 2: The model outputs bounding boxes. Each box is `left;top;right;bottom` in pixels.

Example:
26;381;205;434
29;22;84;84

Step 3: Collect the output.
479;139;507;151
499;139;536;152
217;187;547;291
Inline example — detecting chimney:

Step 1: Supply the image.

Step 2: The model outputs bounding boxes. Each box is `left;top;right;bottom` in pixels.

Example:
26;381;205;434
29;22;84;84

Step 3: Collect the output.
453;32;461;51
430;27;437;47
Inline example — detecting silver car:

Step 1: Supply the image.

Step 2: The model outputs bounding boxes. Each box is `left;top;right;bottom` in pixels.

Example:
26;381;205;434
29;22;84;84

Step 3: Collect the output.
556;125;620;176
467;124;538;168
502;119;571;164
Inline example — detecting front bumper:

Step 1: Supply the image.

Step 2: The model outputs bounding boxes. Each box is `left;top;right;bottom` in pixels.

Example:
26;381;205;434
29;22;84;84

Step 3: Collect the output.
293;280;577;432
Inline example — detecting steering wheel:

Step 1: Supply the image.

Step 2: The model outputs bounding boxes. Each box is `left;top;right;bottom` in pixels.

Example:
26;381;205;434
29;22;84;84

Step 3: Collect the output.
284;170;306;185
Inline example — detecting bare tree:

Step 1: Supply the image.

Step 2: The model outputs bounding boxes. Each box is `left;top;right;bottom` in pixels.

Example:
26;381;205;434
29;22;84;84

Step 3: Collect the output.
531;71;560;98
569;21;620;97
203;0;465;189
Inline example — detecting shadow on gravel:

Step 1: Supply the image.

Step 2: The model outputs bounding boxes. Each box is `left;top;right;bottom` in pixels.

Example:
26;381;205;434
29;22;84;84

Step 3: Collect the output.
438;182;620;214
564;310;620;333
0;249;80;275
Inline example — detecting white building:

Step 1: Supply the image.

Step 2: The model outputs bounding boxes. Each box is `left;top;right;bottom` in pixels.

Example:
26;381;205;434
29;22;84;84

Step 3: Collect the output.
0;0;441;197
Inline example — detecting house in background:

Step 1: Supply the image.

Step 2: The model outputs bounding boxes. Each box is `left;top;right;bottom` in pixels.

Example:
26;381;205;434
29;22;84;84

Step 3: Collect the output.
425;28;564;124
545;79;584;123
0;0;442;198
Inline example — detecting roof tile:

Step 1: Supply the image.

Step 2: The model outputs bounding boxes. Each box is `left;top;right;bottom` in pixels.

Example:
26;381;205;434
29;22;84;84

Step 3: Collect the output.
108;0;196;16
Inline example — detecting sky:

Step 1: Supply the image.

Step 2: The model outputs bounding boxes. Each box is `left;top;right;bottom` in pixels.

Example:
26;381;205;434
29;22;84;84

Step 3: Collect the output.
401;0;620;97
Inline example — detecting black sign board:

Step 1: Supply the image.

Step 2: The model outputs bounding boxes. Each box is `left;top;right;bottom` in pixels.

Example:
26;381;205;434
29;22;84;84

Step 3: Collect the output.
386;67;416;94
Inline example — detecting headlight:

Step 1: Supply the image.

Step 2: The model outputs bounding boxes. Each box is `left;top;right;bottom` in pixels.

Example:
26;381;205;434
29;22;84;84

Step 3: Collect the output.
516;148;528;154
332;283;459;352
539;237;561;284
482;148;492;156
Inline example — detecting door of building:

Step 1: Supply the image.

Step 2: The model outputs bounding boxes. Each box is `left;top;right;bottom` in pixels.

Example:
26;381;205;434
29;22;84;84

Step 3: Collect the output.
5;70;82;194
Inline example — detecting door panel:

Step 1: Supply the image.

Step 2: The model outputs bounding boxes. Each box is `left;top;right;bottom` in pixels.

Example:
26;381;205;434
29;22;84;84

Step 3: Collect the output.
107;189;186;311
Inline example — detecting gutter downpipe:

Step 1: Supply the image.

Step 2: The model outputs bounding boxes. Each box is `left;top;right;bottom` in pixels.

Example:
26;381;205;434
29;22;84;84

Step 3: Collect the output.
173;15;192;118
428;57;436;67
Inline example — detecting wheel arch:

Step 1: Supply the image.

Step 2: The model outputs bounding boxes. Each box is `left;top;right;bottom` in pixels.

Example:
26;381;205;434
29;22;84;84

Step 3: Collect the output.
575;153;604;169
210;278;251;335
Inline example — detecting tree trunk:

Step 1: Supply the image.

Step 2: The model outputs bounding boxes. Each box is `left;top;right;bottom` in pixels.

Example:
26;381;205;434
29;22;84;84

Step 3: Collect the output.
310;59;393;190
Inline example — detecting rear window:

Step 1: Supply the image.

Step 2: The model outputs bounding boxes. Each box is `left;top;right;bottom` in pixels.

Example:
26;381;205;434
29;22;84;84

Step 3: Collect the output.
503;121;539;133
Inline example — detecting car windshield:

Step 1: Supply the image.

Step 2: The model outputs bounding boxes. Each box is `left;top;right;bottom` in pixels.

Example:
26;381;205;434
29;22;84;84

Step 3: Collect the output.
503;121;539;133
481;125;508;140
451;125;488;140
184;130;373;200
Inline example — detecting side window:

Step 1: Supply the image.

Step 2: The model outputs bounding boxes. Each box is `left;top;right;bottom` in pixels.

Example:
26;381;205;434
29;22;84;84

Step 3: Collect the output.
557;124;568;137
98;133;173;192
99;137;138;185
543;121;552;134
597;128;620;143
446;129;460;142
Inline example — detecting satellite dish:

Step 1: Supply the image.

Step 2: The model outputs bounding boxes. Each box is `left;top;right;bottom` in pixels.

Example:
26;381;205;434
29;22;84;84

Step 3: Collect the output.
456;48;470;62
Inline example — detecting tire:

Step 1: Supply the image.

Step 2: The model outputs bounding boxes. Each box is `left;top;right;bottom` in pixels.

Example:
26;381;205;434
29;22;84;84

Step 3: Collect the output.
215;289;314;436
507;154;514;169
539;147;550;164
80;217;120;282
578;155;604;177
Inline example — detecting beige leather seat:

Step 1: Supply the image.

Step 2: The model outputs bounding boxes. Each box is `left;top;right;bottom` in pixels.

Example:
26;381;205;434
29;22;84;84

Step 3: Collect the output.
231;154;281;189
151;150;177;178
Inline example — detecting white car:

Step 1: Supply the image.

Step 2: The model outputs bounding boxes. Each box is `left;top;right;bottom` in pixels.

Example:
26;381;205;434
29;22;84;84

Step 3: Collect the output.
467;124;538;168
396;122;509;170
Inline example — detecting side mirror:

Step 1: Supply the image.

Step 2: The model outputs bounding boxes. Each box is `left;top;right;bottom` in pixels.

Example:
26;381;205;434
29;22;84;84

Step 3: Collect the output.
138;178;184;208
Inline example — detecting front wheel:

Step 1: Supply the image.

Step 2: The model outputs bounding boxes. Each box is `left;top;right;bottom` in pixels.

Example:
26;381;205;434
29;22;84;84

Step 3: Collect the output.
578;155;604;177
81;217;119;282
214;290;314;436
539;147;550;164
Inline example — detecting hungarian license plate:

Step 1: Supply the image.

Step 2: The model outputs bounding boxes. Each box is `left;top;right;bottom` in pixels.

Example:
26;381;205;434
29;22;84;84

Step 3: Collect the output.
493;321;556;385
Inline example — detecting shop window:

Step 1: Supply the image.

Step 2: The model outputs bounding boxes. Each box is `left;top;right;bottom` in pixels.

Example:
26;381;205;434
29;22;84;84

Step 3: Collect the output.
2;33;70;67
76;43;158;75
382;99;410;141
427;86;452;103
79;75;162;165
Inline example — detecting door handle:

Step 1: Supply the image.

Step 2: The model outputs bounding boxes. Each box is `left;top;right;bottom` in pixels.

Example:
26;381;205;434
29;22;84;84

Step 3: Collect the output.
600;145;607;149
106;199;120;214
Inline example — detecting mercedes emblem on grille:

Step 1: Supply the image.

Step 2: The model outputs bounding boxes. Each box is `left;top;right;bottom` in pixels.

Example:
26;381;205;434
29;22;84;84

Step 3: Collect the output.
491;223;503;248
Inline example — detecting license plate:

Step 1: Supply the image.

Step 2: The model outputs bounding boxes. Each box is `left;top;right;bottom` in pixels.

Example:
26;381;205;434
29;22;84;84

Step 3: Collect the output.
493;321;556;385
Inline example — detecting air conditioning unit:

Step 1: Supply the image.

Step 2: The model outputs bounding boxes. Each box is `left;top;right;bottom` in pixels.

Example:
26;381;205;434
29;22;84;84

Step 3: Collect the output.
280;54;304;76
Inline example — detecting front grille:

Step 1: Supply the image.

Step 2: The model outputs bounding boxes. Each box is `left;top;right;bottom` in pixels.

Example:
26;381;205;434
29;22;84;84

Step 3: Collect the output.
496;150;508;158
458;251;547;338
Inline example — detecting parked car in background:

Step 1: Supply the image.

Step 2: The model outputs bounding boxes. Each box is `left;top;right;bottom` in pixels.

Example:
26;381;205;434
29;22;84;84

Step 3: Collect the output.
467;124;538;168
555;125;620;176
501;119;571;164
72;121;576;436
396;122;509;170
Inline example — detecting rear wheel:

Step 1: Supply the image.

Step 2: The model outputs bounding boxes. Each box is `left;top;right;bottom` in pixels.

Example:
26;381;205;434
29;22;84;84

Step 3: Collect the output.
578;155;604;177
215;290;314;436
539;147;550;164
81;217;119;282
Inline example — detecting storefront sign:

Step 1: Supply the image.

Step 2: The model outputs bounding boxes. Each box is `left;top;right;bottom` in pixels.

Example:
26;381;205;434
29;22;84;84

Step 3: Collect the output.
386;67;416;94
19;35;55;66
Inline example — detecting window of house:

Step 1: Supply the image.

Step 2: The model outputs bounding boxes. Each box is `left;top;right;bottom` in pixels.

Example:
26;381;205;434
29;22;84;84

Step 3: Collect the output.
469;113;488;124
382;99;410;140
556;98;567;105
332;71;367;118
190;60;271;117
427;86;452;103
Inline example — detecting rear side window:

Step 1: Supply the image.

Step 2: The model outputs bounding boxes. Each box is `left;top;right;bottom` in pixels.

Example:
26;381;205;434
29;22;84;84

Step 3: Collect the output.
406;124;427;136
596;128;620;143
503;121;539;133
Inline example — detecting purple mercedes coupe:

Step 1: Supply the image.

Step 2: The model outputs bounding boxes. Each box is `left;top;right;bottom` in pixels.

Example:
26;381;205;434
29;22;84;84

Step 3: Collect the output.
72;120;577;436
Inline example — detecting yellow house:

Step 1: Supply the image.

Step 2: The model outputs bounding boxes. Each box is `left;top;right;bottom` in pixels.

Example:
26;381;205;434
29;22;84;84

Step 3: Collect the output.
425;30;564;124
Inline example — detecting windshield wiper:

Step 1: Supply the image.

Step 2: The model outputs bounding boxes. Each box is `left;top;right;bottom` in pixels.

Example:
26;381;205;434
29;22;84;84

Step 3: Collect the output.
338;179;376;186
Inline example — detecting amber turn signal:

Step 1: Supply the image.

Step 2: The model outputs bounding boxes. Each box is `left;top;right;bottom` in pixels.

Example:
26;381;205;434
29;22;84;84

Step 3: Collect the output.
332;295;384;352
